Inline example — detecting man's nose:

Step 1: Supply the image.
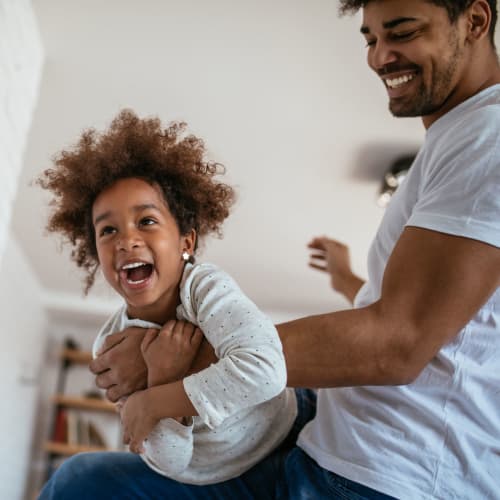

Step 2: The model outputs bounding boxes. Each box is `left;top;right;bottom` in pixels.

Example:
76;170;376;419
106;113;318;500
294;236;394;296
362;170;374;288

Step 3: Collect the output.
369;41;399;74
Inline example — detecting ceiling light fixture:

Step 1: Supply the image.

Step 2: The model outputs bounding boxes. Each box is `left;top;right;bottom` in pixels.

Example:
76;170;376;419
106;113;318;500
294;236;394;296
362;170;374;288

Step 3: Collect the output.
377;154;416;208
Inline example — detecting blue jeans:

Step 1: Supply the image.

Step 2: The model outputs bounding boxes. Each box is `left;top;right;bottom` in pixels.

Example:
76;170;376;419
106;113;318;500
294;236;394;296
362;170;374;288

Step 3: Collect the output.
39;389;394;499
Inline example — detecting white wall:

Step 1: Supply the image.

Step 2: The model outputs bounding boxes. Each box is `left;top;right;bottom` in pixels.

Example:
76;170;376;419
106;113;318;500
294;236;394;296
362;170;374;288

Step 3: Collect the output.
0;0;43;265
0;1;44;499
0;237;47;500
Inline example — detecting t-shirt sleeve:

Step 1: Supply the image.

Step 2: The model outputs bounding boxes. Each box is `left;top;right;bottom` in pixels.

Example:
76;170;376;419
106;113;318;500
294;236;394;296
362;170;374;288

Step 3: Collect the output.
142;418;194;475
407;108;500;248
180;264;287;428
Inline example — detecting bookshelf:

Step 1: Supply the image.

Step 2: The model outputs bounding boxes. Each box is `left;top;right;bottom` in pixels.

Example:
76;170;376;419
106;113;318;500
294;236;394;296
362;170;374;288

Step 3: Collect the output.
43;339;120;480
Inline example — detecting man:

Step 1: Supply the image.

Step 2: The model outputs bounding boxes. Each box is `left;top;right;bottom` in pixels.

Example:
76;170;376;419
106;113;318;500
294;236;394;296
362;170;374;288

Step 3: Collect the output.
46;1;500;498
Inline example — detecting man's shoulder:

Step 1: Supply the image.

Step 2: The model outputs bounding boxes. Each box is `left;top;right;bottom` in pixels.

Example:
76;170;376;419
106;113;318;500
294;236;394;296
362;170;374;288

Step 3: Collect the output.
453;85;500;128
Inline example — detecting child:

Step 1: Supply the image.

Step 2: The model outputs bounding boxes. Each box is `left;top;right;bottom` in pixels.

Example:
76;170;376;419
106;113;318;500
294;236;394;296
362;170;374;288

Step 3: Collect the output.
38;110;298;485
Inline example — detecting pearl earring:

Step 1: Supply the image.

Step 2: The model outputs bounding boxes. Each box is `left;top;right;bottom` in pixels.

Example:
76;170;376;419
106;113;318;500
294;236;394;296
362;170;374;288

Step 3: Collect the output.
182;251;190;262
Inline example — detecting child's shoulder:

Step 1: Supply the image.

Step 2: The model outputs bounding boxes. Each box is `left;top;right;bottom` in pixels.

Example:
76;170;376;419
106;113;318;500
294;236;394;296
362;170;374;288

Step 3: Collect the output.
182;261;233;284
92;304;128;357
181;261;240;295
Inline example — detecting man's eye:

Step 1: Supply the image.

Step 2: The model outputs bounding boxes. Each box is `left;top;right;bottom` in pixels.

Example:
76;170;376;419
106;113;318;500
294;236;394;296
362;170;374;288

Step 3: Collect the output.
365;39;376;48
392;31;416;40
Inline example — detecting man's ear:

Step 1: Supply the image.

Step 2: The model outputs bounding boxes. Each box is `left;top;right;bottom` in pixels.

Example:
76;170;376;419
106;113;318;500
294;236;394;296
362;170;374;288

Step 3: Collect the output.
466;0;492;42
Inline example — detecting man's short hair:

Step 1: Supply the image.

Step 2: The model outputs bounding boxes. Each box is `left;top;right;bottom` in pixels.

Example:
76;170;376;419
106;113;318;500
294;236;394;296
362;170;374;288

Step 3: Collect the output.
339;0;498;45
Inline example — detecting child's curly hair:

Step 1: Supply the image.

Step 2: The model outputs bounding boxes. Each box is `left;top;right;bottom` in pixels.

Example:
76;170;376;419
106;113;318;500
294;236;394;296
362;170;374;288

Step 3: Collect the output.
38;109;235;293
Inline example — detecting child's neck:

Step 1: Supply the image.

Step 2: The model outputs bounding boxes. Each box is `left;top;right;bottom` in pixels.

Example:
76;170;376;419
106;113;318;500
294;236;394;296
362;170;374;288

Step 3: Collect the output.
126;298;180;325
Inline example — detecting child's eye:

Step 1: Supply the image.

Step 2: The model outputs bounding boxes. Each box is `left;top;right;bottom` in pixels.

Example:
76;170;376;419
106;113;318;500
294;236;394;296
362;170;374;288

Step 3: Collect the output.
99;226;116;237
140;217;156;226
365;38;376;48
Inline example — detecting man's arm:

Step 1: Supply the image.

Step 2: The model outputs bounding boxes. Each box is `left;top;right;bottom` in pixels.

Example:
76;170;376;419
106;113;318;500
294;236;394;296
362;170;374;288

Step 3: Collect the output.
89;326;215;402
89;328;148;401
281;226;500;388
91;227;500;396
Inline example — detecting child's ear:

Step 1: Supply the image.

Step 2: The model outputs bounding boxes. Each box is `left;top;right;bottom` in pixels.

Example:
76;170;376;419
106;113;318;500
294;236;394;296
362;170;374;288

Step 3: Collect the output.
182;228;197;255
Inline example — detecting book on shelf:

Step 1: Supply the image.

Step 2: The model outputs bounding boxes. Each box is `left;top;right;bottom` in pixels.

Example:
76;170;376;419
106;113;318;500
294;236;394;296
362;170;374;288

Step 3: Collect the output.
52;408;67;443
52;409;107;449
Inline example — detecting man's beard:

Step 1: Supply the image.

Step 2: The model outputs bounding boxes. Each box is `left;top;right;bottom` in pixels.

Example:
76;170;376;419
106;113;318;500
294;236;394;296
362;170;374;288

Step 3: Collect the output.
389;33;462;117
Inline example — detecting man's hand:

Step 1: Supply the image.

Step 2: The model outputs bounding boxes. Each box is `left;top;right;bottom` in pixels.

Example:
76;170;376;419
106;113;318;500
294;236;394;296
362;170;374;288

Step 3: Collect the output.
89;327;148;402
119;390;158;454
308;236;365;304
141;320;204;387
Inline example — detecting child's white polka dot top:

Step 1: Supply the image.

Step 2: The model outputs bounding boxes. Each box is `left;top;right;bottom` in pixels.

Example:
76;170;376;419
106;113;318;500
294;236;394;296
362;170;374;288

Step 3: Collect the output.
93;262;297;485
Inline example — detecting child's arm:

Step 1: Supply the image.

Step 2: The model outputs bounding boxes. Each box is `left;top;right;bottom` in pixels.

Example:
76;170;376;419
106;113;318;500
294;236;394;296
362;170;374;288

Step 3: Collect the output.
140;321;204;387
120;380;198;453
90;325;216;402
179;263;287;429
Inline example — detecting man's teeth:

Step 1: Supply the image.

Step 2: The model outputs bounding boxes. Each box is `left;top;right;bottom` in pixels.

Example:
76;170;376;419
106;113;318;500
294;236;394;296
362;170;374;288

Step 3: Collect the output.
385;74;415;89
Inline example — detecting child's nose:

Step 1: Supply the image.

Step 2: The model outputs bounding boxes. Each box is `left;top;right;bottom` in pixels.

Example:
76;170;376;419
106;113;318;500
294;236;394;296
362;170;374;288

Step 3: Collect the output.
116;229;143;251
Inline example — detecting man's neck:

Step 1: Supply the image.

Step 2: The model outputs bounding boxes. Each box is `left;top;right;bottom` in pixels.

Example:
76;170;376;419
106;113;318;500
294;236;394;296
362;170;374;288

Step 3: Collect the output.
422;51;500;129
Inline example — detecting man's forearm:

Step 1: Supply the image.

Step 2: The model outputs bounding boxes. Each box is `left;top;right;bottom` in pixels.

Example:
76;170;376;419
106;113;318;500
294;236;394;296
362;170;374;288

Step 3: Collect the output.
277;305;403;388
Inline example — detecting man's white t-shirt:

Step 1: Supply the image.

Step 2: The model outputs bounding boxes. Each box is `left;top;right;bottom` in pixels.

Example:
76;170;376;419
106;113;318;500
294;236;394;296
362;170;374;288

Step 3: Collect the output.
298;84;500;499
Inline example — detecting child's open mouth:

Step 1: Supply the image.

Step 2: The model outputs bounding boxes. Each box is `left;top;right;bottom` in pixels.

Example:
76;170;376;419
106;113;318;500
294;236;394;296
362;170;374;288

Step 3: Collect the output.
120;261;154;286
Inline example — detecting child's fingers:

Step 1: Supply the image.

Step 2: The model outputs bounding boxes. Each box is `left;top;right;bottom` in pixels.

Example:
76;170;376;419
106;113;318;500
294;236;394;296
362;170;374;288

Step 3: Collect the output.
171;320;188;340
190;327;204;348
129;439;145;454
158;320;176;339
122;428;130;445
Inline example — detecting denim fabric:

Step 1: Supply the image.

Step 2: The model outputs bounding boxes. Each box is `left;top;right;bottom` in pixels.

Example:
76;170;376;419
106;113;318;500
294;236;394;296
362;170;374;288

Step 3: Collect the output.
38;389;393;499
277;447;397;500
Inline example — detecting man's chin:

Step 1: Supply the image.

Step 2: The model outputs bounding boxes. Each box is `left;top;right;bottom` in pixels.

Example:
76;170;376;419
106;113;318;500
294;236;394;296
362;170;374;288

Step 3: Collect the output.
388;101;423;118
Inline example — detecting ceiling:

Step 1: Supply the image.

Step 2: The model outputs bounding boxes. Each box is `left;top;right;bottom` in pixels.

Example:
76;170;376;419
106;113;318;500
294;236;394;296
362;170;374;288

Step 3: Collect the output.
14;0;441;321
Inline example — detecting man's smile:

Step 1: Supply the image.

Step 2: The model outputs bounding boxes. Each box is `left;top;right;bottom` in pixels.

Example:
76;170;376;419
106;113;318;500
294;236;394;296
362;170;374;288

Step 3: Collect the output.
384;72;416;89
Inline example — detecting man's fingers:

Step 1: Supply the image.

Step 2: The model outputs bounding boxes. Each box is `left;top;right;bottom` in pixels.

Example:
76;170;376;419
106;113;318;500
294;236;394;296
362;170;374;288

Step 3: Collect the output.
309;251;326;260
308;236;346;250
95;370;116;389
106;385;122;403
89;356;105;375
309;262;328;272
307;235;329;248
97;331;126;356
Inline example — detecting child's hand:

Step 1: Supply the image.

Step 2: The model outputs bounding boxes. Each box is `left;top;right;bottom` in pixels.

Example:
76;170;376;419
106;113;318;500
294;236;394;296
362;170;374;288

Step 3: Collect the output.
120;390;158;454
141;320;204;387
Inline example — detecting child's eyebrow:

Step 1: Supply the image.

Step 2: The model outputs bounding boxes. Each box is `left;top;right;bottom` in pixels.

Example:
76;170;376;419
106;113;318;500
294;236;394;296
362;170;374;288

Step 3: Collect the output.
93;204;161;226
94;211;111;226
